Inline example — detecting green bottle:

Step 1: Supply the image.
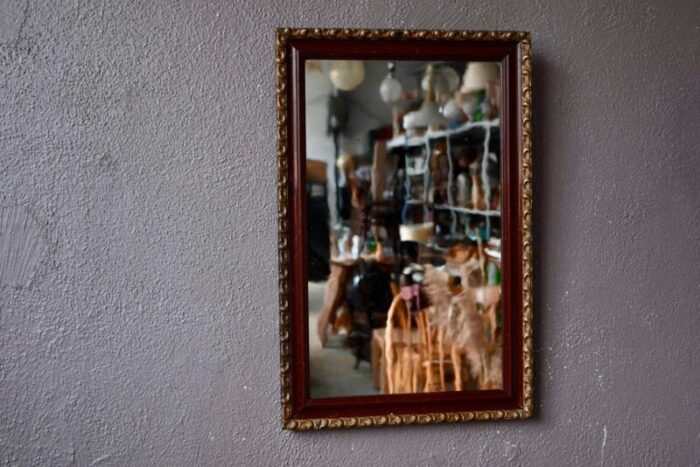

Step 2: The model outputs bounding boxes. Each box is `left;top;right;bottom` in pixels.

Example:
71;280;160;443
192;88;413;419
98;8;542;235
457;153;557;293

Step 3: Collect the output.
365;232;377;254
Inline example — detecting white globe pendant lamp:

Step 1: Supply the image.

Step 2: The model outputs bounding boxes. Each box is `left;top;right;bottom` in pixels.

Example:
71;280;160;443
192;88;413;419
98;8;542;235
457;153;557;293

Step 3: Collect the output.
379;62;402;103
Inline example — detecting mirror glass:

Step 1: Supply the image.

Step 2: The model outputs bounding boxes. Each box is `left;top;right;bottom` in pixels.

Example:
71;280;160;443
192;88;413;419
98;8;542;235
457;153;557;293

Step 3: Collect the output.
305;59;503;398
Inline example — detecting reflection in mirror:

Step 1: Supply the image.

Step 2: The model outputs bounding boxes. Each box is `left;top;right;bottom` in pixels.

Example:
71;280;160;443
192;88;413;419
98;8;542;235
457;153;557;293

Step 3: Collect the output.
306;59;503;398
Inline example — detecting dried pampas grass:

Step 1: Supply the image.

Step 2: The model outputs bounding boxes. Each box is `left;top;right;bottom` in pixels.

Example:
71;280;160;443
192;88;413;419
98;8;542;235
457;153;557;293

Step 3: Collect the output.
422;264;502;390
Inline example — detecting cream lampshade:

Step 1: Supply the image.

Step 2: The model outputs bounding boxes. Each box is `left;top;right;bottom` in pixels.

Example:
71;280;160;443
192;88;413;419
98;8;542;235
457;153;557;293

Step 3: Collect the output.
460;62;499;94
329;60;365;91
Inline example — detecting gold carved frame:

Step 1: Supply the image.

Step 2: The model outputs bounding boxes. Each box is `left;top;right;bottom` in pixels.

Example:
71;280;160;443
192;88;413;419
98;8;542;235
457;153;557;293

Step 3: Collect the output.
276;28;533;430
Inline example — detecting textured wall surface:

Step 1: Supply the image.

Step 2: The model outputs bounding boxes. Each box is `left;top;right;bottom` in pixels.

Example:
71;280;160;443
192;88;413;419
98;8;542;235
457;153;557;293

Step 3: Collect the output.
1;0;699;465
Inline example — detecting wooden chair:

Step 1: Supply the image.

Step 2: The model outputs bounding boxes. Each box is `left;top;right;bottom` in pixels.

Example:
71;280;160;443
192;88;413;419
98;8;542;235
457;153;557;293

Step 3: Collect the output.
384;295;414;394
384;296;455;394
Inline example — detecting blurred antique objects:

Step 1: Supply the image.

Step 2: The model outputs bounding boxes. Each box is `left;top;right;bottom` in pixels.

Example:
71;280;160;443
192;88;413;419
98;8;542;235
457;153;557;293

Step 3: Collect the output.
403;64;446;135
278;28;533;430
457;61;500;121
379;62;406;137
469;163;488;210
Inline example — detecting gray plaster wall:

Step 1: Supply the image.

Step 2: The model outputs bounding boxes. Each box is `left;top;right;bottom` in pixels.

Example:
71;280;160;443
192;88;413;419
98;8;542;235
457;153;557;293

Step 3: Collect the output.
1;0;698;465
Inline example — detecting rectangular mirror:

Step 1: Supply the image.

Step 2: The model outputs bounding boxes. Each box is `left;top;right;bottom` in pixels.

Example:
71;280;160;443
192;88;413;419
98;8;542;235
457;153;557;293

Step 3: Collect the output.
277;28;533;429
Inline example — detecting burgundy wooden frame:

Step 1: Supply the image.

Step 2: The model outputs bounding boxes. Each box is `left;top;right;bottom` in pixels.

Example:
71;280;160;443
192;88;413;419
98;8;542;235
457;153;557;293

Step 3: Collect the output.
282;34;527;424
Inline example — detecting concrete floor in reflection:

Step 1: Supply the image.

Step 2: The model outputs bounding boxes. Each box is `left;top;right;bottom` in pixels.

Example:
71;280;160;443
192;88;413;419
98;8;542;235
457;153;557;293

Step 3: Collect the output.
307;281;378;398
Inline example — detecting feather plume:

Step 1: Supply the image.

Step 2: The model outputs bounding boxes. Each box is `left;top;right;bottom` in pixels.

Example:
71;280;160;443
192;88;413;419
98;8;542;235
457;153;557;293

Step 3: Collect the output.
459;258;483;288
422;263;502;390
464;346;484;381
422;265;452;329
485;345;503;389
447;293;485;349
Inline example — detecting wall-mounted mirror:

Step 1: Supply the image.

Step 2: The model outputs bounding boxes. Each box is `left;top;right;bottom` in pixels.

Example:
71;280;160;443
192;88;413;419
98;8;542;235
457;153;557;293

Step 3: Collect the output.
277;28;533;430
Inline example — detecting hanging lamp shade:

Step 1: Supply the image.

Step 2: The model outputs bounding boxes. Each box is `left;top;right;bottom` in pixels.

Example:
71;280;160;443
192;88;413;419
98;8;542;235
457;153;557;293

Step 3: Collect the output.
380;75;402;103
404;64;446;130
460;62;499;94
329;60;365;91
380;61;402;103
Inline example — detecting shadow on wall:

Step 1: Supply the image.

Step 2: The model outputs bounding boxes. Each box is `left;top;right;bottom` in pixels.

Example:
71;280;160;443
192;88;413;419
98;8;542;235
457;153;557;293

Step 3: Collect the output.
531;52;562;422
